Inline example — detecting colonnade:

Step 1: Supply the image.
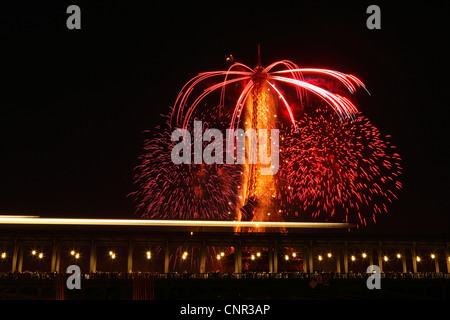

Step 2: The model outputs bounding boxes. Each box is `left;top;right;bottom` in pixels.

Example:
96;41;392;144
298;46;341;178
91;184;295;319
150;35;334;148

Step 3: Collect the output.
5;237;450;274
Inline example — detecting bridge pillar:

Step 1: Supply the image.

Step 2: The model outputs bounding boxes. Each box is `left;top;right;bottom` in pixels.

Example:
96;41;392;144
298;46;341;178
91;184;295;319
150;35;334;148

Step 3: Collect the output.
200;241;206;273
89;240;97;273
11;240;19;272
51;240;56;272
51;240;61;272
56;245;61;272
273;240;278;274
343;241;348;273
309;240;314;273
369;247;374;268
127;240;133;273
336;246;341;273
234;240;242;273
302;245;308;273
401;248;407;273
164;241;170;273
446;243;450;274
434;253;440;273
17;244;24;272
412;242;417;273
268;246;273;273
377;241;383;273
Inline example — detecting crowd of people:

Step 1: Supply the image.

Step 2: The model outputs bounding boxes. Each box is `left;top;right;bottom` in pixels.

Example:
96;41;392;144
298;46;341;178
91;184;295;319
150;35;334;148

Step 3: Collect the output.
0;270;448;281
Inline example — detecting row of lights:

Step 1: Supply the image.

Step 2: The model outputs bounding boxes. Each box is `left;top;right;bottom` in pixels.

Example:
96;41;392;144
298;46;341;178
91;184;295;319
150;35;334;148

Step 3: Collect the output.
346;253;445;262
250;252;300;261
108;250;154;260
247;251;448;262
252;251;450;263
1;250;449;263
0;250;80;260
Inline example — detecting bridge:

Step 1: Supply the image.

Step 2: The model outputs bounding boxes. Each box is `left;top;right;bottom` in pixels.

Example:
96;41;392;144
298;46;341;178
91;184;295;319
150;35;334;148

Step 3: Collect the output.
0;216;449;299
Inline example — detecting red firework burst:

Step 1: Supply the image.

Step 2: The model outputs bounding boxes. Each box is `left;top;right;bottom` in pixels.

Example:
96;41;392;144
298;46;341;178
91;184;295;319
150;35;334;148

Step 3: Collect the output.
131;114;242;220
279;105;403;227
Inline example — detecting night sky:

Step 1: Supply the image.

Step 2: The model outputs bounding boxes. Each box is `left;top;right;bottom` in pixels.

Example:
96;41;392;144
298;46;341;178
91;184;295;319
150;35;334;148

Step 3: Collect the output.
1;1;449;235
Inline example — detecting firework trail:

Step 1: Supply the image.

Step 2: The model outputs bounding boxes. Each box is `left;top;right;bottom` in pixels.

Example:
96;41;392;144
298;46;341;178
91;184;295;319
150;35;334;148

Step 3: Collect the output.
279;106;402;227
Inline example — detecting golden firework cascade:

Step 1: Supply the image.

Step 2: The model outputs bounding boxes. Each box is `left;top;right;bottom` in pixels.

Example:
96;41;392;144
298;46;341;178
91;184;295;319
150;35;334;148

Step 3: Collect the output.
238;45;283;232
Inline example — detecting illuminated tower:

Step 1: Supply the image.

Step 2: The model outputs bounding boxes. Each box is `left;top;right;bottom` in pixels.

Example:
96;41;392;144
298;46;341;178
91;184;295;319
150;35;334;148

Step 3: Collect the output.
239;45;281;231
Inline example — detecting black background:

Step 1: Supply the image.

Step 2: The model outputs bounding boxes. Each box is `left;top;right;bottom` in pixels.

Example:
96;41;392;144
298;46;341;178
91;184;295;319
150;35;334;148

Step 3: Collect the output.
1;1;449;235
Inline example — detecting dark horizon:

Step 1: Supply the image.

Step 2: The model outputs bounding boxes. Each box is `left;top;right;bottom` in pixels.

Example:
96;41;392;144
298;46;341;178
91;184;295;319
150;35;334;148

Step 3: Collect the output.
1;2;449;235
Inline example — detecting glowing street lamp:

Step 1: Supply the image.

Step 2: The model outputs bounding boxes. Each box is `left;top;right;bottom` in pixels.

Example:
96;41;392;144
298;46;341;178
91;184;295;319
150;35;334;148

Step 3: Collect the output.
431;254;436;259
1;252;6;259
31;250;36;256
318;255;323;261
383;255;388;262
38;253;43;259
327;253;332;258
351;255;356;261
396;253;401;259
362;253;367;258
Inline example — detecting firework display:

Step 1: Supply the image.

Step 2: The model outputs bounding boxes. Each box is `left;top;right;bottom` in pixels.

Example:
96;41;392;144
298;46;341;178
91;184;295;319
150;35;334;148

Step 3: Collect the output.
132;49;402;230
